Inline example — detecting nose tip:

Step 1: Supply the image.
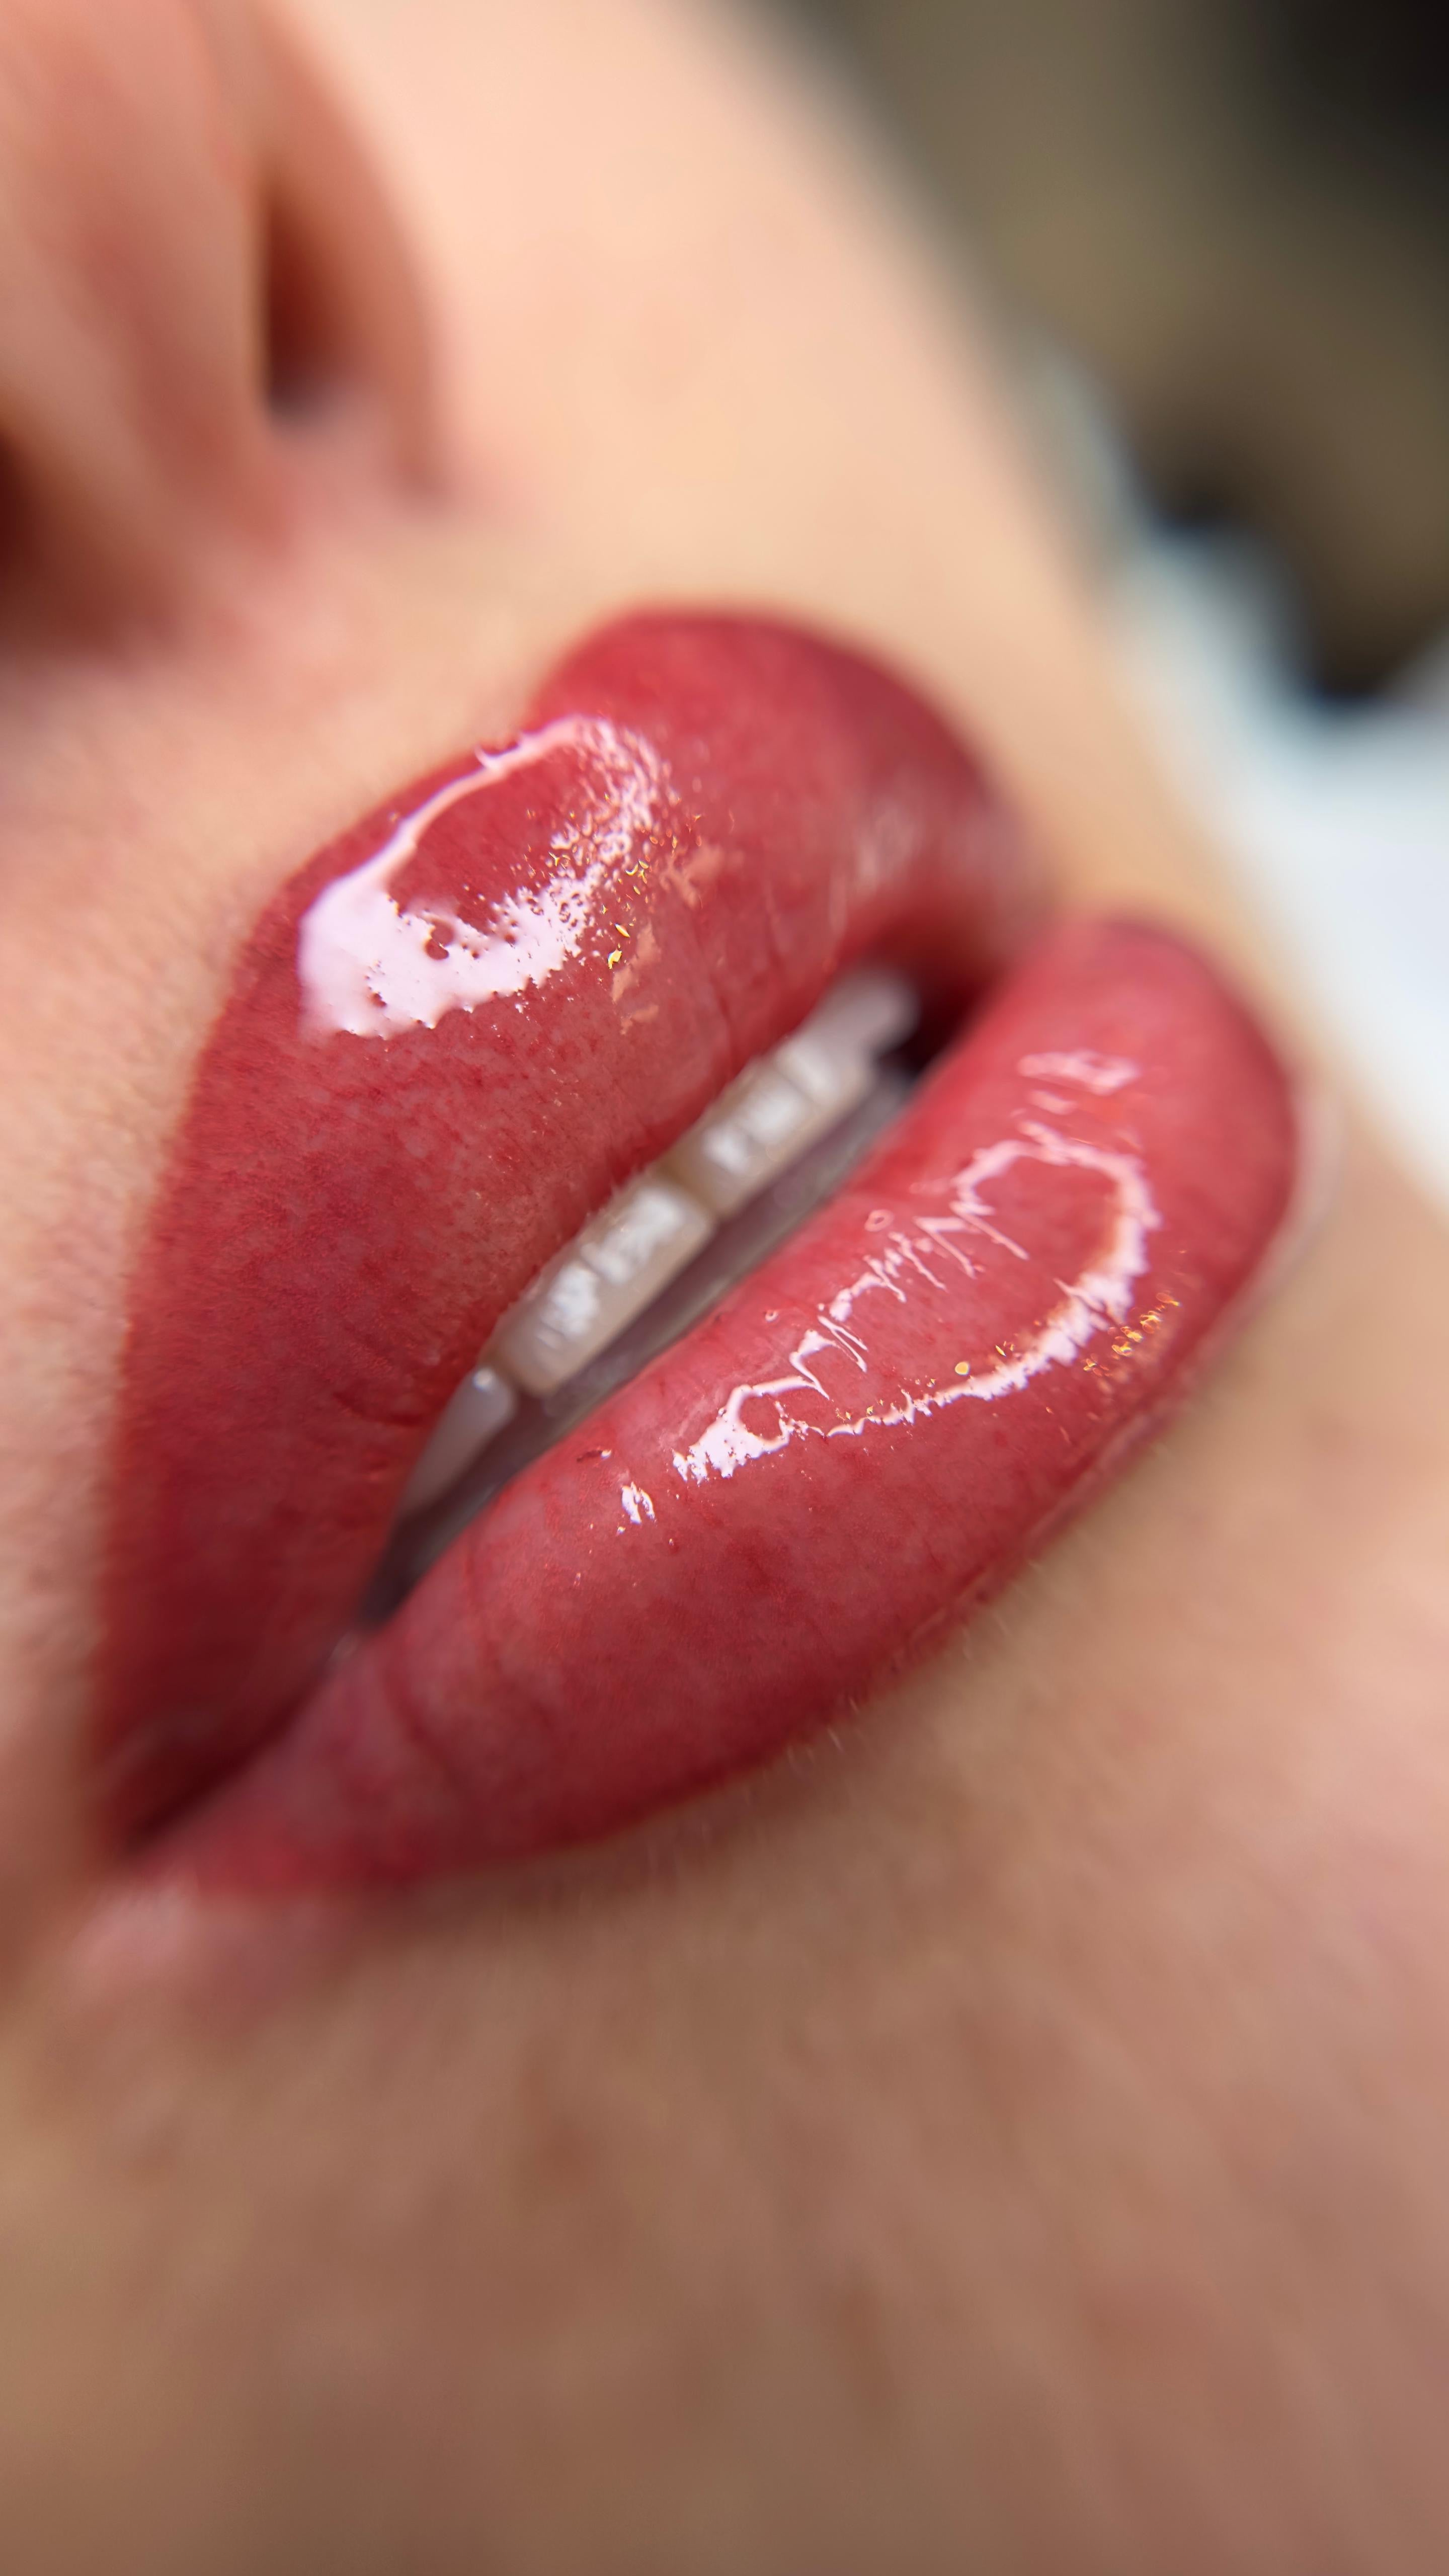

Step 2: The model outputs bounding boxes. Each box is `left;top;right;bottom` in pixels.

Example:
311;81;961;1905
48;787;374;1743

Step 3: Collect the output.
0;0;438;634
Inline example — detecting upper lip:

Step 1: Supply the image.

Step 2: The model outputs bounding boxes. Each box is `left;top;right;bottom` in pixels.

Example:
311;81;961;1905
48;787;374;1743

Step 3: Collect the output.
100;609;1036;1842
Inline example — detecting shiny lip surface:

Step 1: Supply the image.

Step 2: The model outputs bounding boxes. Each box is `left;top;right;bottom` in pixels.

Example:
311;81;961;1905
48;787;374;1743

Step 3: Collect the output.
100;611;1297;1892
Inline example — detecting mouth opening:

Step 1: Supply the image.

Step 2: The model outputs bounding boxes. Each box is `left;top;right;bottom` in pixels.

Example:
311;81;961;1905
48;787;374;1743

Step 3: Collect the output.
370;962;938;1618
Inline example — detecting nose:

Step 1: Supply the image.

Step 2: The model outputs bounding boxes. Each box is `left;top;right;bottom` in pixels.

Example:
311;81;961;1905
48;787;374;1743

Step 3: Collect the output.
0;0;437;630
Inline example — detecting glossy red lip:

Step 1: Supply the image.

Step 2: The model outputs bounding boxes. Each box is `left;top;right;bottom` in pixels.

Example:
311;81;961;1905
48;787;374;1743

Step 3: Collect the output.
101;612;1297;1890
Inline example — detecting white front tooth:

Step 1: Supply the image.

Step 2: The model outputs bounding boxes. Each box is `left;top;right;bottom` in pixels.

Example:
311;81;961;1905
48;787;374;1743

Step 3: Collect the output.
586;1179;706;1287
667;965;916;1219
400;1361;517;1519
492;1175;713;1397
669;1045;866;1216
801;964;919;1060
773;1028;871;1110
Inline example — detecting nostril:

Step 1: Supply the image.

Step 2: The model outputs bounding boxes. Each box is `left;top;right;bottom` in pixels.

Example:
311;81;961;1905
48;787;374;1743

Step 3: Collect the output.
257;165;433;476
0;0;440;633
0;439;36;579
0;0;272;625
261;181;353;424
251;13;440;485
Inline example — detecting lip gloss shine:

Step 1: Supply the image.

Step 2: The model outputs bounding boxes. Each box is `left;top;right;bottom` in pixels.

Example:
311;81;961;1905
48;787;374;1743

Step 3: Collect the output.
167;913;1297;1889
100;614;1297;1889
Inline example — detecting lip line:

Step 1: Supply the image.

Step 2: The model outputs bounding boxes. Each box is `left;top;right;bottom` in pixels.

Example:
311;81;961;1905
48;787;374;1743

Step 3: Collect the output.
102;609;1035;1841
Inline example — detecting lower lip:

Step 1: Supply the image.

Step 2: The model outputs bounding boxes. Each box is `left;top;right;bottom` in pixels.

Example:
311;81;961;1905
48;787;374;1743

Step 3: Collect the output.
158;913;1298;1893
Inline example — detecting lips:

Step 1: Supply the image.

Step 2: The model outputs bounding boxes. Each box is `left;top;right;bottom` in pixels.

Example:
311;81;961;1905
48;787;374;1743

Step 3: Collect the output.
100;611;1298;1891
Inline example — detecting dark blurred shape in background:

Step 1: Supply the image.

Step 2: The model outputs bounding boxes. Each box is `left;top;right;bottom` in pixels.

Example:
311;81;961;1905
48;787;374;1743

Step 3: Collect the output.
785;0;1449;695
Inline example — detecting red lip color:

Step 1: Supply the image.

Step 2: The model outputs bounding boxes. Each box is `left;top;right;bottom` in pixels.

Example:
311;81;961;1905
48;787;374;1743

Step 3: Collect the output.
102;614;1028;1831
102;612;1297;1890
165;917;1297;1891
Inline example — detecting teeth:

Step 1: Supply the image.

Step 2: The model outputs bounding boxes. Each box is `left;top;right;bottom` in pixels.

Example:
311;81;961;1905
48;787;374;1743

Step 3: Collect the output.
792;965;919;1061
663;1053;853;1217
399;966;917;1515
665;968;917;1217
492;1176;713;1398
398;1363;518;1517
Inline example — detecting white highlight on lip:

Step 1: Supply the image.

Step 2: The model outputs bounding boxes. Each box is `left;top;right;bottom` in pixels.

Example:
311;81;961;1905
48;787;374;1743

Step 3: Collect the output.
297;715;662;1038
620;1482;656;1523
670;1121;1160;1487
1018;1050;1139;1096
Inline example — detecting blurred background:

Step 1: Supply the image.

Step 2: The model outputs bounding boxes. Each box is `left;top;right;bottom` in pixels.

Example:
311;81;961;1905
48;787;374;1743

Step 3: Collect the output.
775;0;1449;1203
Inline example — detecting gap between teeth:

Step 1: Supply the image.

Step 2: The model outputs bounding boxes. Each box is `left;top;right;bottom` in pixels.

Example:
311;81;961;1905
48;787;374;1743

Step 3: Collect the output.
398;967;918;1520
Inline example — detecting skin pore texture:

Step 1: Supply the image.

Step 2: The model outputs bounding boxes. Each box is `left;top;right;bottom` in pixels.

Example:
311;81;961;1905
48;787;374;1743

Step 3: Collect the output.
0;0;1446;2569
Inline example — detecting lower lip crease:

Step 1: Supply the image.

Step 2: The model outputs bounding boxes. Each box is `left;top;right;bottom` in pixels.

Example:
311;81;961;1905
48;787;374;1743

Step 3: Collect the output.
99;611;1298;1893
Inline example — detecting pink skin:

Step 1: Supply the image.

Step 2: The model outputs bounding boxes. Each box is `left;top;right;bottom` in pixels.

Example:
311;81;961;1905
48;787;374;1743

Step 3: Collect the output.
102;611;1028;1835
164;917;1297;1891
